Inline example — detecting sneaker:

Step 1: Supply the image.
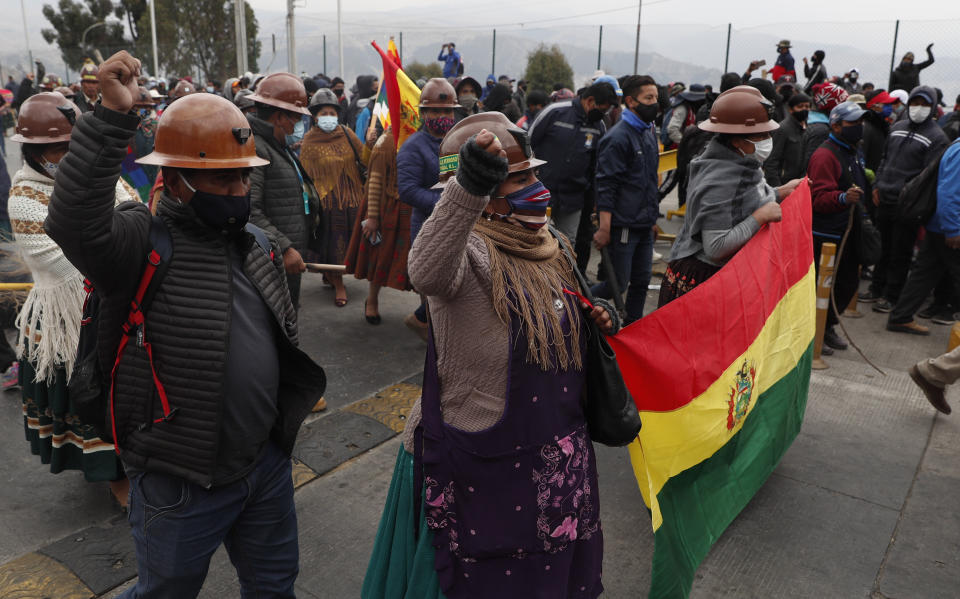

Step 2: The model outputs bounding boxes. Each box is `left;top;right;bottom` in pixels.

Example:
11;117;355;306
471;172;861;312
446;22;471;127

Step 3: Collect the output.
823;327;848;350
1;362;19;390
872;300;894;313
931;311;956;326
908;365;951;414
858;290;882;303
917;303;944;320
886;320;931;335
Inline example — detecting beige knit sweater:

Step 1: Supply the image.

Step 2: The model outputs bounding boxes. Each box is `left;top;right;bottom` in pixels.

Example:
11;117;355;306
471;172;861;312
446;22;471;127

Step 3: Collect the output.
402;179;510;452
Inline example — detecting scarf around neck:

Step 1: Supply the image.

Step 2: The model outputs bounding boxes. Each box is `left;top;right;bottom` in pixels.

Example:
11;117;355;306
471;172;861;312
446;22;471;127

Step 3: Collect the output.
473;217;583;371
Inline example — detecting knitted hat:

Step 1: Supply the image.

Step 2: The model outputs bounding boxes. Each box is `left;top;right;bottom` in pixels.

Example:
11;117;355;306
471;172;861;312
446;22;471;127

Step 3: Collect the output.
811;83;849;112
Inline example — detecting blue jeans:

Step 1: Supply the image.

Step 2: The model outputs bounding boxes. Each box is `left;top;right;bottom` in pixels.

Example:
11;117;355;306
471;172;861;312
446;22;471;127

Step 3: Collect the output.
590;226;654;324
119;441;298;599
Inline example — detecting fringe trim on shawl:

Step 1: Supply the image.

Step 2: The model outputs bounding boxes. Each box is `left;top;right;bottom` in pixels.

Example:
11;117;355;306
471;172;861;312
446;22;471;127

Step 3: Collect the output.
15;275;86;384
300;128;365;212
473;218;583;372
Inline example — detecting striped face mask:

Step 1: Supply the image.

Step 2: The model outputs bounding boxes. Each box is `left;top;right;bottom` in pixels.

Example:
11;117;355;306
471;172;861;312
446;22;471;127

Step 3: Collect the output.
495;181;551;230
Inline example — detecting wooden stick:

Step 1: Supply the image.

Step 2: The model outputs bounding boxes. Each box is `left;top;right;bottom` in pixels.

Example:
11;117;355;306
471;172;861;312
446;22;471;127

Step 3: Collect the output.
304;263;347;274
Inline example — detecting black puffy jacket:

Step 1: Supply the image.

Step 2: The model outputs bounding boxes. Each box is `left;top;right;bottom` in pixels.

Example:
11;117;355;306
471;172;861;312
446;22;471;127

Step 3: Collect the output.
248;115;319;253
45;105;326;488
875;86;950;205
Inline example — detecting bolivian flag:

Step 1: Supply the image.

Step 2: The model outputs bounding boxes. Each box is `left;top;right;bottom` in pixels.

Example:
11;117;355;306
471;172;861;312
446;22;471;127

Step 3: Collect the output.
371;40;422;150
609;181;815;598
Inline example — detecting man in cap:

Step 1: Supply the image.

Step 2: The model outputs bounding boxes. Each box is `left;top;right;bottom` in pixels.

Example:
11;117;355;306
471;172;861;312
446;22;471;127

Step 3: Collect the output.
771;40;796;82
863;89;897;171
802;82;848;168
73;59;100;113
764;91;810;187
246;72;320;309
807;101;870;352
397;78;459;339
591;75;662;325
863;85;949;320
438;42;462;79
842;68;863;94
45;50;325;598
529;80;617;273
890;45;935;94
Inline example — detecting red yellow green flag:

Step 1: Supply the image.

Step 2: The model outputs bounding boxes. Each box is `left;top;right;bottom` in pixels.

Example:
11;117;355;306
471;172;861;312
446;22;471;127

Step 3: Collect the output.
608;181;816;598
371;40;421;149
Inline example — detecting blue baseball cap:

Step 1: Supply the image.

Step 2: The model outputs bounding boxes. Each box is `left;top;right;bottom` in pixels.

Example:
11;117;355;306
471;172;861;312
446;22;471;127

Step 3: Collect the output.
829;101;866;125
594;75;623;97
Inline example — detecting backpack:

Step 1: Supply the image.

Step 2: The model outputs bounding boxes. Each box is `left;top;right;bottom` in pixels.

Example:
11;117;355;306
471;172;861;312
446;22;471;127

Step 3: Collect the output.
69;216;272;445
898;142;954;226
659;106;675;146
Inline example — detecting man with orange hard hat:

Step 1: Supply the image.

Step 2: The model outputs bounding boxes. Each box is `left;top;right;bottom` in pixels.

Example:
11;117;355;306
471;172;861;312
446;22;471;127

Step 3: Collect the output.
45;50;326;598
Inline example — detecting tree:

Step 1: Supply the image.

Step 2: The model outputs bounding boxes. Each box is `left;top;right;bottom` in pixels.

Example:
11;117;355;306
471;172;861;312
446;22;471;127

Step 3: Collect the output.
136;0;261;81
41;0;132;71
523;44;574;93
403;61;443;83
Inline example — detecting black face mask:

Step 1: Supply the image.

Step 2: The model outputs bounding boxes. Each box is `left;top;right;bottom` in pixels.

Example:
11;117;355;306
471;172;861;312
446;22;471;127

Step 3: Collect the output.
840;124;863;145
181;174;251;236
632;101;659;123
587;108;605;122
793;109;809;123
333;88;343;97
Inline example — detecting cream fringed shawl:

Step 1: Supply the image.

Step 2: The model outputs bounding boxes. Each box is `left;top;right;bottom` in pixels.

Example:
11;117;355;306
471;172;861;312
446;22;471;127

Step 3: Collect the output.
8;164;134;383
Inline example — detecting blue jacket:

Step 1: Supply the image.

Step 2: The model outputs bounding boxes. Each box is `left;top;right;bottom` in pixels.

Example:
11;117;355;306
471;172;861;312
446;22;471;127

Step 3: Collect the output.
438;49;461;79
397;130;442;241
595;116;660;229
528;99;605;214
927;141;960;237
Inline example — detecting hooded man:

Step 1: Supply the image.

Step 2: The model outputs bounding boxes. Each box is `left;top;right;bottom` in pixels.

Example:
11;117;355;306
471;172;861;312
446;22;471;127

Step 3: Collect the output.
803;50;828;93
889;45;935;94
802;82;849;169
480;74;497;101
842;68;863;94
862;85;950;316
345;75;378;129
454;77;482;122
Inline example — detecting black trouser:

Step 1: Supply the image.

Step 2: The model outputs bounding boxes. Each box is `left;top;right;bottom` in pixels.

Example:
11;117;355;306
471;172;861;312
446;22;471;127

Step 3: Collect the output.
931;274;959;309
814;234;860;328
889;233;960;325
870;205;919;302
574;192;596;274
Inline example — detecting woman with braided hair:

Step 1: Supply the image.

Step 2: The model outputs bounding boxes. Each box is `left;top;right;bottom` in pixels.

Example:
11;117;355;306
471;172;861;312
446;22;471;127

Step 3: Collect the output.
363;112;617;599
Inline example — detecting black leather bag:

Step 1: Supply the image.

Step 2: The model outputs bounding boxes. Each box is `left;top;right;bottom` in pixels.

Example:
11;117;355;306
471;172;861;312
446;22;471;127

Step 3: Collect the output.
550;227;642;446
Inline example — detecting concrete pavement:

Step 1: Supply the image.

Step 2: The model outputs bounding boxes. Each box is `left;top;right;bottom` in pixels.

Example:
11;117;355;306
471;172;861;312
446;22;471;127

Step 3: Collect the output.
0;148;957;597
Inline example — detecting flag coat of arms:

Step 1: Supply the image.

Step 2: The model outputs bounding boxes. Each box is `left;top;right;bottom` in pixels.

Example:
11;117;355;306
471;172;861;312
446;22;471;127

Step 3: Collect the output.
608;181;816;598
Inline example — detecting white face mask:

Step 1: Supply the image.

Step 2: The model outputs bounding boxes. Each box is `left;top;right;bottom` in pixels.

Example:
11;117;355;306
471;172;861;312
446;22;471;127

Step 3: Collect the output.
908;105;931;124
316;115;339;133
748;137;774;163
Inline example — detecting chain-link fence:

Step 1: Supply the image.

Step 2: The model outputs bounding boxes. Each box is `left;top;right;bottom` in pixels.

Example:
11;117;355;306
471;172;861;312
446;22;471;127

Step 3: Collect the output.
3;17;959;103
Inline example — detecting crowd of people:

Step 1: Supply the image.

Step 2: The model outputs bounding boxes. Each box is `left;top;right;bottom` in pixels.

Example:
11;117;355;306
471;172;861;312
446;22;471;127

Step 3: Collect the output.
0;33;957;597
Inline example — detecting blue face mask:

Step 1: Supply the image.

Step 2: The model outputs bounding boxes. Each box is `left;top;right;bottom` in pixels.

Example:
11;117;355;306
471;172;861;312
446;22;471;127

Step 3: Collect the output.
285;118;306;147
39;156;59;179
881;104;893;118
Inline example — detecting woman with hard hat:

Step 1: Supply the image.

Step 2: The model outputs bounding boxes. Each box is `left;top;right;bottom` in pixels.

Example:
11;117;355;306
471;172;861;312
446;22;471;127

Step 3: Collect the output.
363;112;616;599
7;92;134;507
659;85;802;307
299;87;372;307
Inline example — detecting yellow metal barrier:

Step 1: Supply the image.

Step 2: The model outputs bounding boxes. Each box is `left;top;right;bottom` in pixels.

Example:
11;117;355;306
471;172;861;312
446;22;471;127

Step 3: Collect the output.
0;283;33;291
657;149;678;175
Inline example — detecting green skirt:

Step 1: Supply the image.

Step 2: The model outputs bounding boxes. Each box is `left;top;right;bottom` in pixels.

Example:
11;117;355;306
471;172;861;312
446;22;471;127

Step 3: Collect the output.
362;447;446;599
20;359;123;482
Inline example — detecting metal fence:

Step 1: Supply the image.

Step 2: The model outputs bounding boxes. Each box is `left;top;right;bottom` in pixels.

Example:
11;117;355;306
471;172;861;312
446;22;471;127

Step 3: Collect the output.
3;18;959;102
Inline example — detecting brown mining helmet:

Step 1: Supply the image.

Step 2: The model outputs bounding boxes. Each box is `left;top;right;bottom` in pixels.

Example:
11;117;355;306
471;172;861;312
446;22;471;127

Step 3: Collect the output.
698;85;779;135
434;112;545;187
419;78;460;109
55;86;76;99
133;86;155;108
10;92;81;144
247;72;310;115
167;79;197;102
80;60;99;82
39;74;63;90
137;93;269;169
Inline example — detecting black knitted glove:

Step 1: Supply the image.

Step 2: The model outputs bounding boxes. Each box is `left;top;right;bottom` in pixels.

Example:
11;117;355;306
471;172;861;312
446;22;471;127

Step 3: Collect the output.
455;135;509;197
